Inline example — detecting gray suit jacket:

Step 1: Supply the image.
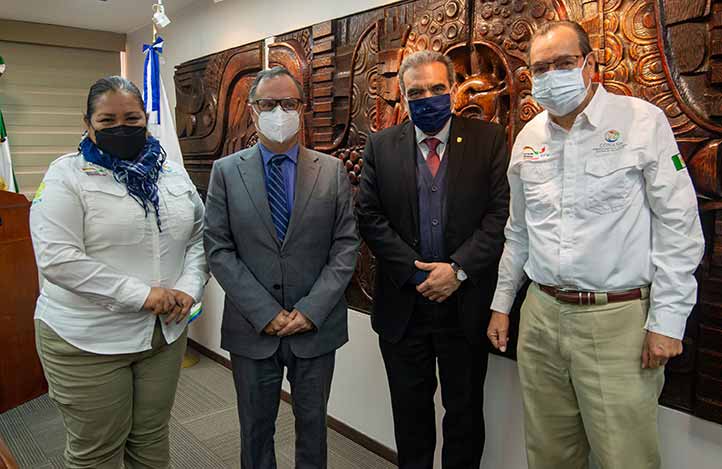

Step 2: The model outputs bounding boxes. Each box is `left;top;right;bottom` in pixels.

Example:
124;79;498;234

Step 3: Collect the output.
204;144;359;359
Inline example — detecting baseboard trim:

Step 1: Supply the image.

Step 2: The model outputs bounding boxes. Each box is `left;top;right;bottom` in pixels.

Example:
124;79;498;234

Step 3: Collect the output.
187;338;232;369
186;339;398;466
278;389;398;465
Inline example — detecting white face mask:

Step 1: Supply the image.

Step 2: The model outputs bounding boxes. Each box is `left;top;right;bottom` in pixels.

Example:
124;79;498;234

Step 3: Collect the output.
531;56;591;117
255;106;300;143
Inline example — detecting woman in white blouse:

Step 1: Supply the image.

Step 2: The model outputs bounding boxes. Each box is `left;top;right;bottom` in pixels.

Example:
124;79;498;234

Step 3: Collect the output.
30;76;208;469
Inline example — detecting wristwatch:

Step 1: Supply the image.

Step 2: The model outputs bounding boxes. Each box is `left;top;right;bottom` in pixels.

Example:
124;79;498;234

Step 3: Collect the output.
450;262;468;282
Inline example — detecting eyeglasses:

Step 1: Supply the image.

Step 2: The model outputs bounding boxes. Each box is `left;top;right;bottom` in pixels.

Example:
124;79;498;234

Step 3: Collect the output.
250;98;303;112
530;54;584;77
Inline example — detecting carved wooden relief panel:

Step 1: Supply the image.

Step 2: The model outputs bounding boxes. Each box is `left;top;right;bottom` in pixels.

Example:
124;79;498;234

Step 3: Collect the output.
174;42;264;195
175;0;722;424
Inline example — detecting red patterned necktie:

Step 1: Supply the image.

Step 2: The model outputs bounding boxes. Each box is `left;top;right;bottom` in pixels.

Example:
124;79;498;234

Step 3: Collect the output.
424;137;441;177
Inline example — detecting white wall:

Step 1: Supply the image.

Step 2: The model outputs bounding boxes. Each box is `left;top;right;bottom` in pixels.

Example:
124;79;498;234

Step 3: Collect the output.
125;1;722;467
125;0;399;113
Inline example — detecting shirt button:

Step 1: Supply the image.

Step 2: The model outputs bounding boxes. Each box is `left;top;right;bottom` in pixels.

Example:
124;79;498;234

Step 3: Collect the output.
432;219;439;226
431;185;438;192
273;284;281;290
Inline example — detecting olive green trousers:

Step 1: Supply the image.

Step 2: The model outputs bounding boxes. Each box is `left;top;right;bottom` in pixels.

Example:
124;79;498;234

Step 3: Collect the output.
35;319;186;469
517;283;665;469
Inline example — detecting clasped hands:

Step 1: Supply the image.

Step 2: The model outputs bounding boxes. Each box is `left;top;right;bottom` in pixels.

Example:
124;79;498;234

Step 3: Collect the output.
143;287;195;325
264;309;314;337
414;260;461;303
487;311;683;368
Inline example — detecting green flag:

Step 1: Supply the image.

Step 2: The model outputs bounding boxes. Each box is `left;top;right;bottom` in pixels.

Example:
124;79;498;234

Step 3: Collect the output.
0;106;18;193
0;54;18;193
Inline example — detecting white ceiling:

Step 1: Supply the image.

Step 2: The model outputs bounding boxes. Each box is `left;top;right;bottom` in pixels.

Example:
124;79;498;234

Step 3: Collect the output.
1;0;200;34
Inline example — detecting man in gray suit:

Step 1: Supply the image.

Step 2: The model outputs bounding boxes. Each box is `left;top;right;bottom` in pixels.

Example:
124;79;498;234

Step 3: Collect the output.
204;66;359;469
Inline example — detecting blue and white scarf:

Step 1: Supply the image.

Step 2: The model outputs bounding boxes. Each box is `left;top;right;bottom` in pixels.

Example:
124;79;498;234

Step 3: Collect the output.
79;135;166;230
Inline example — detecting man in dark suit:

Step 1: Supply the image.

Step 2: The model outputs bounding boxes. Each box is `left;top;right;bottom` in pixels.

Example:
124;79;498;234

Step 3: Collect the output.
356;50;509;469
204;66;359;469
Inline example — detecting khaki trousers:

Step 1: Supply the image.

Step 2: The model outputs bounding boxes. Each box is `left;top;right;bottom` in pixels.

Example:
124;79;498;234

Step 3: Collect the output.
35;319;186;469
517;283;665;469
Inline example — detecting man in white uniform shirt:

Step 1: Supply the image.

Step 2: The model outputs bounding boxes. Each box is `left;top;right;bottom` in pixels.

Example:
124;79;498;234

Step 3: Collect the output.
487;21;705;469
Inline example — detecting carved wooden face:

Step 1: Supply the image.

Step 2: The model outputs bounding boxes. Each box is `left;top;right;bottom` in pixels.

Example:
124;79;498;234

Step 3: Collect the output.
447;43;509;123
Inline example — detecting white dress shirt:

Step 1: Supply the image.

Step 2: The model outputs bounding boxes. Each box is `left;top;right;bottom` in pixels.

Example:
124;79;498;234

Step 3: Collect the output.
491;86;704;339
415;118;452;161
30;153;209;354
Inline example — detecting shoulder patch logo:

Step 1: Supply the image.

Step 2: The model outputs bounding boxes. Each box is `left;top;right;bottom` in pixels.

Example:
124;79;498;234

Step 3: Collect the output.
32;181;46;204
671;153;686;171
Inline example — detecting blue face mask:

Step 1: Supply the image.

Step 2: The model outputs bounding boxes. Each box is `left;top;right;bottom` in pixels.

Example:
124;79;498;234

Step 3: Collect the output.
407;93;452;133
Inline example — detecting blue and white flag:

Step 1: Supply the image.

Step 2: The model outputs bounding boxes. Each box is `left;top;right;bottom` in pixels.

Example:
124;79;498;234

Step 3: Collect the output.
143;36;184;166
143;37;203;323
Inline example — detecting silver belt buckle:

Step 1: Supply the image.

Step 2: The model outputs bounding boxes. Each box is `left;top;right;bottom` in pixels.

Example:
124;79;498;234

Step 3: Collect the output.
558;287;593;305
583;291;593;305
557;285;608;305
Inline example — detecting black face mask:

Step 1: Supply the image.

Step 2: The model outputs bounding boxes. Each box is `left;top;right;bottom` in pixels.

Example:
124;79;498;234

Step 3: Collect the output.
93;125;147;161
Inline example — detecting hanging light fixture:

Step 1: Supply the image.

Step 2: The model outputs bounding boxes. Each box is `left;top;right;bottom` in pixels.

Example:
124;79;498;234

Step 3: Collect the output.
152;0;171;29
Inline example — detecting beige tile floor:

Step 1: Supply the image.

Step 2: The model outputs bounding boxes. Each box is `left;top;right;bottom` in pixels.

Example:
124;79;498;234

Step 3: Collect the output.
0;354;397;469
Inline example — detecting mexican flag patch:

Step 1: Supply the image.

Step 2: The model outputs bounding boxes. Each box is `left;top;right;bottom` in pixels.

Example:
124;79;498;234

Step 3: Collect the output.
671;153;686;171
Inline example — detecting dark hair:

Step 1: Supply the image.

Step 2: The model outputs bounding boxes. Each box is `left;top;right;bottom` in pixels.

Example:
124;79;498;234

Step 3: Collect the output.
529;21;593;60
85;76;145;121
398;50;456;95
248;66;305;102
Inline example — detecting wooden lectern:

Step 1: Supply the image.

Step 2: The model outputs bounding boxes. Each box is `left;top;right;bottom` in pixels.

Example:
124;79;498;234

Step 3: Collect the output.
0;434;18;469
0;191;47;413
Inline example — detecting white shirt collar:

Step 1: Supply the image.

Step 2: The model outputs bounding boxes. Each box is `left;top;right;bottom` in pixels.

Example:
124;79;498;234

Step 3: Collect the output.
546;85;607;132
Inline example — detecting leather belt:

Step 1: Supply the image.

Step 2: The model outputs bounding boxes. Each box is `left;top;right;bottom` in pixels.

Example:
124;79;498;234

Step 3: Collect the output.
538;284;646;306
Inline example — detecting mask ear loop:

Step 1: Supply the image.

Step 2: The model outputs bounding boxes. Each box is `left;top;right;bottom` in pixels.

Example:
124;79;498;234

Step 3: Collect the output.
579;54;593;95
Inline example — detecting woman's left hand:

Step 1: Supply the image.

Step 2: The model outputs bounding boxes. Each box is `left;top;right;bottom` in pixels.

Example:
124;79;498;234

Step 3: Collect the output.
165;289;195;325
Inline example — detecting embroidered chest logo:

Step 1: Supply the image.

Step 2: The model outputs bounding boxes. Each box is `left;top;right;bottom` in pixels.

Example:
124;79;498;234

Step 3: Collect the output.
81;165;108;176
593;129;627;153
522;145;551;161
605;130;620;143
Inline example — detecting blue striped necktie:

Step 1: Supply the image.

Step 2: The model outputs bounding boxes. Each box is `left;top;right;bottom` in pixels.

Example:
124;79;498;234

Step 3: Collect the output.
267;154;290;242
